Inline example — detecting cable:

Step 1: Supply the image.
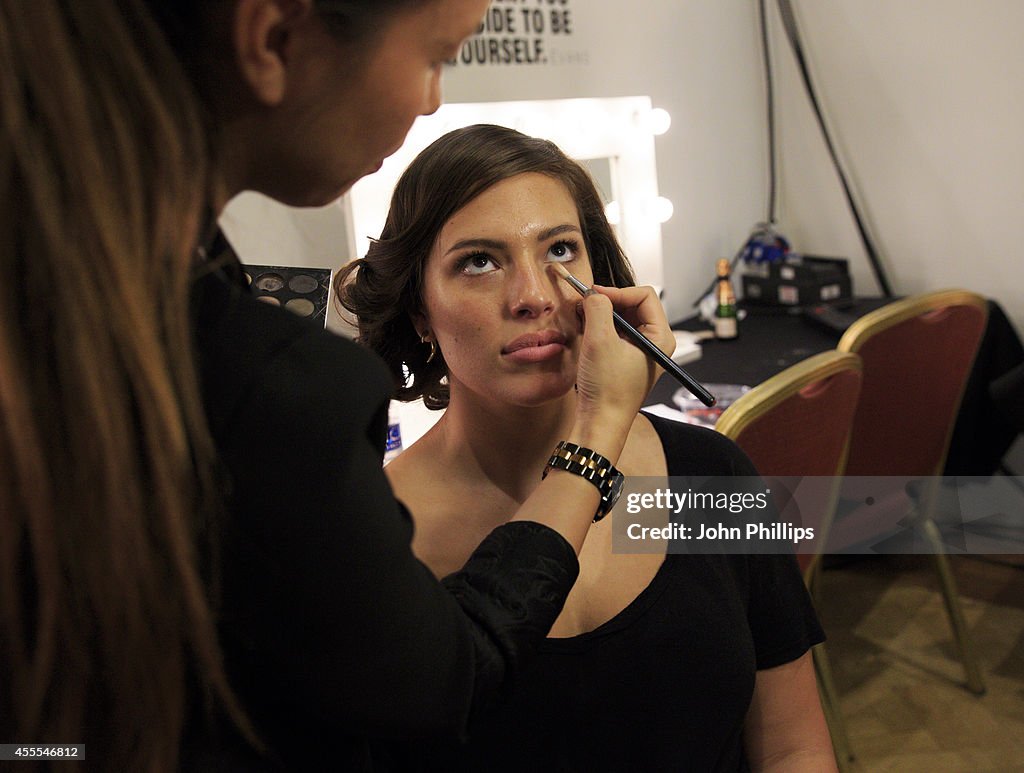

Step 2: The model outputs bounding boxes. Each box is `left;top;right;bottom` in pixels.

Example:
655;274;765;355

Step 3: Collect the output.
760;0;776;226
775;0;894;297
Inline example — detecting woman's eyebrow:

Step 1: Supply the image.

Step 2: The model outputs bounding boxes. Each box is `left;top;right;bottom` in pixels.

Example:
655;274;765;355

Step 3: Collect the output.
537;224;581;241
445;237;506;255
445;225;581;255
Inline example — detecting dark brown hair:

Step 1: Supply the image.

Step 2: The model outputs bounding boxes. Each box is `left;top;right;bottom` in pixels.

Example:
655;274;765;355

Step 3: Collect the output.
336;123;636;409
144;0;426;92
0;0;251;768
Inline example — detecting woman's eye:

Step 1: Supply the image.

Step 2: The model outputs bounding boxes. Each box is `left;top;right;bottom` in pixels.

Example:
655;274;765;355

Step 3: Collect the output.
546;240;578;263
459;253;498;275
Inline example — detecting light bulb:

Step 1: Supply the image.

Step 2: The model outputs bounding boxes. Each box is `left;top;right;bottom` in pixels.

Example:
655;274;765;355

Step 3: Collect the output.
651;196;674;223
648;108;671;136
604;200;622;225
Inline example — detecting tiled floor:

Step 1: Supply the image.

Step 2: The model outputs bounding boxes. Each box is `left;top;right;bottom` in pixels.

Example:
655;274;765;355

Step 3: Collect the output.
818;554;1024;772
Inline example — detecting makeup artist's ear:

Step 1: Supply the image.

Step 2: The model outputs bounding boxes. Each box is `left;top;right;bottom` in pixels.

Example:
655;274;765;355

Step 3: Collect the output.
232;0;314;106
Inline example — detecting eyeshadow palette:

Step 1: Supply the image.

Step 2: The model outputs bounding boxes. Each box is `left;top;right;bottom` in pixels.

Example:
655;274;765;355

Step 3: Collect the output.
242;264;333;328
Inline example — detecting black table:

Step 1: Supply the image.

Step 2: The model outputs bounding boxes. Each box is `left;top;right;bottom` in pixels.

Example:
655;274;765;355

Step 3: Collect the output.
644;298;1024;477
647;302;853;408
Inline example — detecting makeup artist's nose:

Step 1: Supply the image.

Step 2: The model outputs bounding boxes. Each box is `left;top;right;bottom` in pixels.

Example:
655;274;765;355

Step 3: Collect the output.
422;69;442;116
509;261;556;318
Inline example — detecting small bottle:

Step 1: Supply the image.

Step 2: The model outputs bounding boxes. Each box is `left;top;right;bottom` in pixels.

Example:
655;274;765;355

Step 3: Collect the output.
384;402;403;465
713;258;738;340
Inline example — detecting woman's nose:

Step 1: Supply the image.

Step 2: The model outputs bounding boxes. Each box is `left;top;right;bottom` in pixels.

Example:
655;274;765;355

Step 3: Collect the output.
509;262;557;318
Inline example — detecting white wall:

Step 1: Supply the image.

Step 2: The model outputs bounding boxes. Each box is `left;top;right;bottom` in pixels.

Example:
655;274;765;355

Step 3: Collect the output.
221;0;1023;334
770;0;1024;332
219;191;352;270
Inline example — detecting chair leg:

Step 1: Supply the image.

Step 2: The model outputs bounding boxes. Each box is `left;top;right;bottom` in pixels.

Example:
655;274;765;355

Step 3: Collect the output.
922;519;987;695
812;643;854;770
804;560;822;607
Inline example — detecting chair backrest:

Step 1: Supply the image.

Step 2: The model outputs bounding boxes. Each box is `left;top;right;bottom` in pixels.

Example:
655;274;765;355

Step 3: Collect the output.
837;290;988;477
717;351;863;578
717;350;863;477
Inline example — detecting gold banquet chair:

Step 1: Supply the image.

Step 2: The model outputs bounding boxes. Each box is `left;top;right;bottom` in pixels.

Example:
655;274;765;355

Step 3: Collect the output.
833;289;989;695
717;350;863;769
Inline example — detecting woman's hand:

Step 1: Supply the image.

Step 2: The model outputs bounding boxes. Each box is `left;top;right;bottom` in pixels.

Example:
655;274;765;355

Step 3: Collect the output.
510;284;673;551
571;284;674;455
594;284;677;384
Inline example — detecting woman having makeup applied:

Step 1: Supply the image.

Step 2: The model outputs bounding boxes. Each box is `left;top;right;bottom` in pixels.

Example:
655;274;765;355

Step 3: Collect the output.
338;124;837;772
2;1;673;770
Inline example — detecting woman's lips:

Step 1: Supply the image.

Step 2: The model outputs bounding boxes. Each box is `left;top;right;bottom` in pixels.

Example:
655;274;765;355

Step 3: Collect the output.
502;330;569;363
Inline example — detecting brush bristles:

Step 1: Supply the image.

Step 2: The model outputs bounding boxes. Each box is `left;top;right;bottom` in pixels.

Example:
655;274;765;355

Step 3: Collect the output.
549;263;573;281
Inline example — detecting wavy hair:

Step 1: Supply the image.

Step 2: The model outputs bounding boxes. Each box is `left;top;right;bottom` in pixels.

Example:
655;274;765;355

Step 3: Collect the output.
0;0;251;768
336;124;636;409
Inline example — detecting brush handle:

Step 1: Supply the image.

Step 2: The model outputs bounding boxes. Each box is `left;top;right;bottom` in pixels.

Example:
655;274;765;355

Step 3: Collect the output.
611;311;717;407
551;263;717;406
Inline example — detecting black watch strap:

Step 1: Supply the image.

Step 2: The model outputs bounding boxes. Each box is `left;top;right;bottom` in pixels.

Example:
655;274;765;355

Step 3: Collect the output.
542;441;624;523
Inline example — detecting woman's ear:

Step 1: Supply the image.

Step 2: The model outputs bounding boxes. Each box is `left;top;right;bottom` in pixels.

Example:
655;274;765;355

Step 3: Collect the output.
410;310;430;340
231;0;313;106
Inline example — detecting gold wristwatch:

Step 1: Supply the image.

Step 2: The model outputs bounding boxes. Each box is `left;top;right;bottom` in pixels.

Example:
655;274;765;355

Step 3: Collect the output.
543;441;624;522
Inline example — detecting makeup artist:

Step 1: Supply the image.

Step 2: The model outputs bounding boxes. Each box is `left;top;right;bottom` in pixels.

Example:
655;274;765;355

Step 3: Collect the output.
1;0;675;770
338;124;836;772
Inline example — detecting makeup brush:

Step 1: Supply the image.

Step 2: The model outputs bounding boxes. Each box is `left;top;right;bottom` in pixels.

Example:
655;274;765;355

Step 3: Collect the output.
551;263;717;407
